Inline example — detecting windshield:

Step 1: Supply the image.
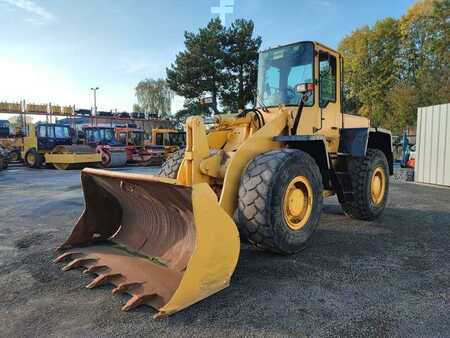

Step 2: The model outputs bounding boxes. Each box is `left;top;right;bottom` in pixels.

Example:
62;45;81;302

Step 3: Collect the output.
168;132;186;146
257;42;314;107
104;128;114;142
131;131;144;146
86;128;114;143
54;126;70;139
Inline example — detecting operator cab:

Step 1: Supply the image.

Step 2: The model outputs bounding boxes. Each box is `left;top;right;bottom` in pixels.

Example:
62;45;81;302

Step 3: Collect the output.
35;123;72;151
257;41;340;112
154;131;186;147
116;127;145;147
83;126;121;146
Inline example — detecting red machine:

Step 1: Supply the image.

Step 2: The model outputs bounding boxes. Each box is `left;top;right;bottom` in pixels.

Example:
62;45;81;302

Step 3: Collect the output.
115;126;164;165
82;126;128;167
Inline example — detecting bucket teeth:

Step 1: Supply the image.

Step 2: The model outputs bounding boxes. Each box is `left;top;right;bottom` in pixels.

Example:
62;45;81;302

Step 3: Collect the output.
112;282;142;294
62;258;98;271
122;294;155;312
86;273;122;289
82;265;108;275
53;252;77;264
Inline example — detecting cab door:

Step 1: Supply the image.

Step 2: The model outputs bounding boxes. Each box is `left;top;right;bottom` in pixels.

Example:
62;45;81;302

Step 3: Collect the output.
314;47;342;153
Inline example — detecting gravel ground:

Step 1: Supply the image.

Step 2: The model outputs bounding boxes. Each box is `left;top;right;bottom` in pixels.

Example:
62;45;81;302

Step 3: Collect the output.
0;164;449;337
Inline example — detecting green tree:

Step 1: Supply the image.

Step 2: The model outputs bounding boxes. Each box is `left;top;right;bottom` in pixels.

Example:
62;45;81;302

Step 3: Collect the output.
167;18;226;113
167;18;261;114
132;103;142;112
173;99;207;127
222;19;261;111
339;18;400;127
338;0;449;133
135;78;173;117
396;0;450;113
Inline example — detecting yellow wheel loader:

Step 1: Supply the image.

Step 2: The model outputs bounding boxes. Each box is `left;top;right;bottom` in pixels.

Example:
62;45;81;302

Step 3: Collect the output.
22;123;102;170
147;128;186;159
55;41;393;317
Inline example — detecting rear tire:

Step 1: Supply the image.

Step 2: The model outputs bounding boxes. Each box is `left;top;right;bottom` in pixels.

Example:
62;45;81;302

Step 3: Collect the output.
340;148;389;220
237;149;323;254
158;148;185;178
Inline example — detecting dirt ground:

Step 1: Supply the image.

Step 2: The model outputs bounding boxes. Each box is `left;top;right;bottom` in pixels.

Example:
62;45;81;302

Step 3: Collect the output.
0;164;449;337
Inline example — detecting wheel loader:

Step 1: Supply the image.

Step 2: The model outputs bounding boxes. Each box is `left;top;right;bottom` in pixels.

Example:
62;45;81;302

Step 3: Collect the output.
22;123;102;170
147;128;186;159
55;41;393;317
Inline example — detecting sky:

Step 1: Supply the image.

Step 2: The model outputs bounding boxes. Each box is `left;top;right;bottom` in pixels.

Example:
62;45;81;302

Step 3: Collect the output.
0;0;415;120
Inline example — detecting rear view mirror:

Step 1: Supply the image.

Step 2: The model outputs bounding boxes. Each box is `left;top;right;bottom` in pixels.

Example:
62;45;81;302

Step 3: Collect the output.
200;96;213;105
296;83;315;93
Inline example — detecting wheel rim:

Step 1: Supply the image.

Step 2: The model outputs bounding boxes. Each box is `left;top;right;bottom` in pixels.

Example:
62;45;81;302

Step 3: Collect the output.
27;153;36;166
53;163;70;170
371;167;386;205
283;176;313;230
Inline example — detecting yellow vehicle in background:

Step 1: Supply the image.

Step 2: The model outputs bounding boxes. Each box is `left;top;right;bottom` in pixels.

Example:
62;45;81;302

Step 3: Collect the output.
22;123;101;170
148;128;186;159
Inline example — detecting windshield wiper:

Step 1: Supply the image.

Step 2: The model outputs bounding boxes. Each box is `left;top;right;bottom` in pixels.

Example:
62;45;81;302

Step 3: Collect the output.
256;96;269;112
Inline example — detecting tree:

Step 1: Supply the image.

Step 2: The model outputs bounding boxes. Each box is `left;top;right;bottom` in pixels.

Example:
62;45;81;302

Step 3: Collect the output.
167;18;226;113
339;18;400;127
222;19;261;111
167;18;261;114
173;99;206;128
338;0;449;133
135;78;173;117
132;103;142;112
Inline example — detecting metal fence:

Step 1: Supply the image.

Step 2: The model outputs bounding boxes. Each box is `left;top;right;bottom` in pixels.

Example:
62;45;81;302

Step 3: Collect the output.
415;103;450;186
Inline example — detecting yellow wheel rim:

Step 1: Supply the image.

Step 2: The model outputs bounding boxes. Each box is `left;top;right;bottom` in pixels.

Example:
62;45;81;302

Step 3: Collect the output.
371;167;386;205
283;176;313;230
27;153;36;166
53;163;70;170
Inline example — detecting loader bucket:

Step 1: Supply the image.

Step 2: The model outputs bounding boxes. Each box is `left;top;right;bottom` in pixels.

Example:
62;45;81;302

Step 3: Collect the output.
54;168;240;317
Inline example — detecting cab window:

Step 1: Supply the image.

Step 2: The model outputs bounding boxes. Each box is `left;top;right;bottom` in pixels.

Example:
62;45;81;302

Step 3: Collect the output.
155;133;163;145
55;126;70;139
38;125;47;137
47;126;55;138
118;132;127;145
319;51;337;107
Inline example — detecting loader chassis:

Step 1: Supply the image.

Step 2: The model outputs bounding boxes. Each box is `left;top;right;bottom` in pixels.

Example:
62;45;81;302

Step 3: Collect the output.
55;41;393;316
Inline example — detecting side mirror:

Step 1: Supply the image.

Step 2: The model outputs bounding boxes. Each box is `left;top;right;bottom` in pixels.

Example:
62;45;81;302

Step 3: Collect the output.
296;83;315;93
200;96;213;105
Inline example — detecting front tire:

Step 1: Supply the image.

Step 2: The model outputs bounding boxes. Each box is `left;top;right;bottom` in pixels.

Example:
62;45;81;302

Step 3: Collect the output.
25;149;43;169
237;149;323;254
158;148;185;178
341;148;389;220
